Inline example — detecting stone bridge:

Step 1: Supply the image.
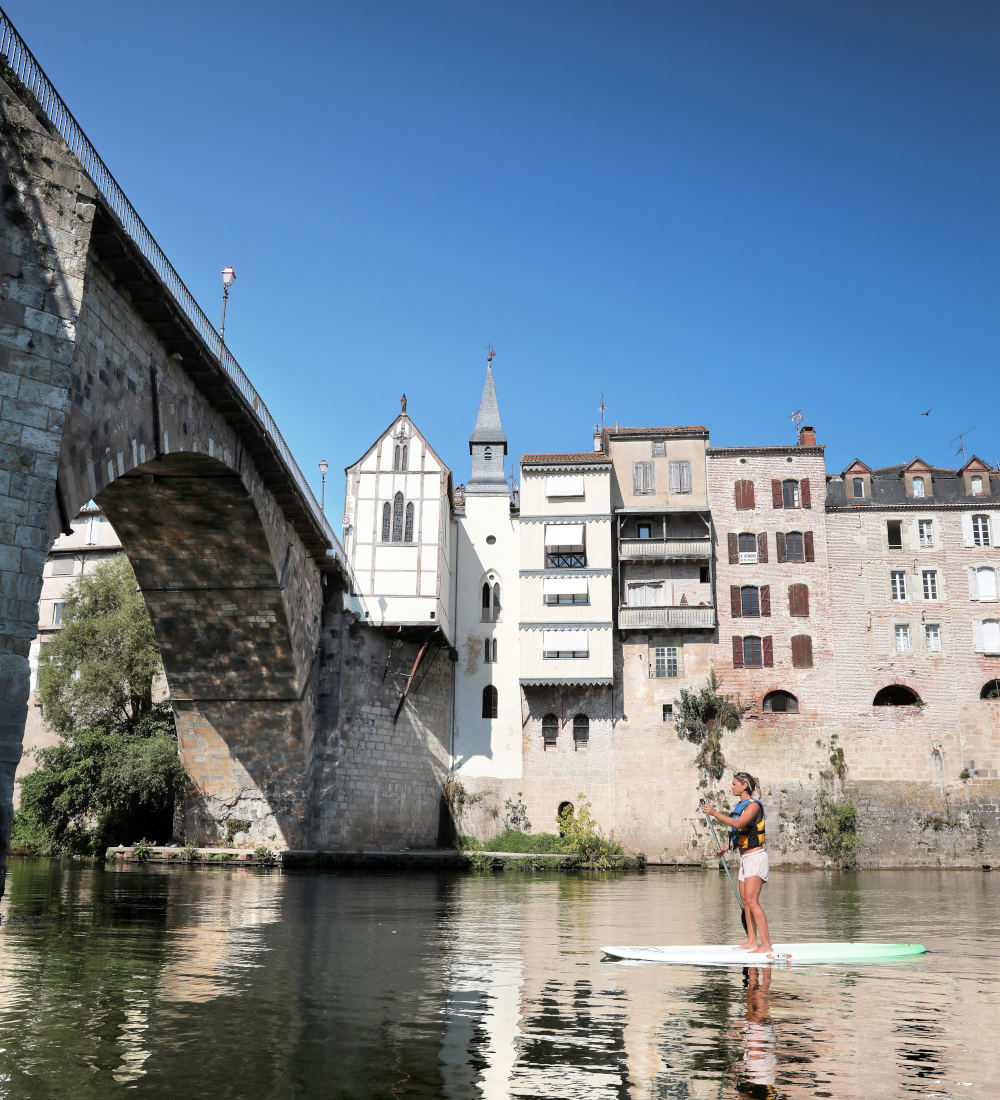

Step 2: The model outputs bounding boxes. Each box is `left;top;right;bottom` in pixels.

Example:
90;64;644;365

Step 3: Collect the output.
0;27;453;895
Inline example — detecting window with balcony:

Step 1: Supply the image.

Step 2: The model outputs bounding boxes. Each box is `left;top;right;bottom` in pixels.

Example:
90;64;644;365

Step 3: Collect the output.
545;524;586;568
628;581;664;607
651;645;679;678
637;522;652;539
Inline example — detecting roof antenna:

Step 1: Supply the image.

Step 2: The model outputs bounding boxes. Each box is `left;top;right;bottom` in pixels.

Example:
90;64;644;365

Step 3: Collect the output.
599;392;606;432
950;426;976;462
788;408;803;437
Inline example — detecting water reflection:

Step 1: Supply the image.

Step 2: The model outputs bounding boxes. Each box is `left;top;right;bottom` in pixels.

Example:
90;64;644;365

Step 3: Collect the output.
0;863;997;1098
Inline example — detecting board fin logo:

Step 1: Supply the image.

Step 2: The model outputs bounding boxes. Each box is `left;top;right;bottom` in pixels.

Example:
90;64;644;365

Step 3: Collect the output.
766;952;791;960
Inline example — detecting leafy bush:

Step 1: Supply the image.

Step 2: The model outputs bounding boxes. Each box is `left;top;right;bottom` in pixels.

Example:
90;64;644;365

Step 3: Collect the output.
675;669;749;780
813;794;860;869
557;797;624;869
132;839;151;863
253;846;276;865
183;846;200;863
502;794;531;832
482;830;570;854
457;835;482;851
225;818;251;845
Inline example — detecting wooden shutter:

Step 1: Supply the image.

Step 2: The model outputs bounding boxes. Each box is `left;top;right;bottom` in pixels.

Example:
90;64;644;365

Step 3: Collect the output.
760;585;771;616
732;635;744;668
762;636;774;667
789;583;809;616
973;620;984;653
804;530;815;561
775;531;786;562
670;462;681;494
801;478;811;508
772;479;783;508
757;532;768;563
968;567;978;600
728;532;739;564
730;586;742;618
735;479;755;510
791;634;813;668
961;514;974;547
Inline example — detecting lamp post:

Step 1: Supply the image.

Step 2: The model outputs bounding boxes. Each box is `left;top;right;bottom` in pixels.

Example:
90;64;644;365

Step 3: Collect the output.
219;265;236;344
318;459;328;512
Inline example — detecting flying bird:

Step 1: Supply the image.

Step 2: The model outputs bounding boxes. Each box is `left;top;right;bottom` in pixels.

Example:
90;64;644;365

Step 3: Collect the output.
921;409;931;416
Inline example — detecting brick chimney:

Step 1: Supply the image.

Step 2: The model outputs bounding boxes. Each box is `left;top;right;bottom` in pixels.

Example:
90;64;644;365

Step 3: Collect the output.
798;425;817;447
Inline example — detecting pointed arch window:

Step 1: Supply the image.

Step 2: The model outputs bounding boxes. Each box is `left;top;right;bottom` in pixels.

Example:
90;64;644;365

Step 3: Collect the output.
404;502;414;542
401;444;408;471
482;685;498;719
393;445;401;471
481;580;501;622
381;502;391;542
392;492;404;541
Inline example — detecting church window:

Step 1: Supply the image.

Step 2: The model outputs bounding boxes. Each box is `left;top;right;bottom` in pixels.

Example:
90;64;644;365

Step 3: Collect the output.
404;502;414;542
392;492;404;541
401;445;408;471
482;685;498;719
481;580;501;622
381;502;391;542
393;445;400;471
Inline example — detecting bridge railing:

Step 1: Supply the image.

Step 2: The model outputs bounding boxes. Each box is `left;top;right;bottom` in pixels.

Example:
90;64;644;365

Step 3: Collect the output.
0;7;343;563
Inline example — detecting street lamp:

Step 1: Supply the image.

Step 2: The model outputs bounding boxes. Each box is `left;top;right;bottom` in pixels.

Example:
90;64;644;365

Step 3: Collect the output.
318;459;328;512
219;265;236;343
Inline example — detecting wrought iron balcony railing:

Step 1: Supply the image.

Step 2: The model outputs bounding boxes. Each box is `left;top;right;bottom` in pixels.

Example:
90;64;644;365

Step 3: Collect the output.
0;8;341;563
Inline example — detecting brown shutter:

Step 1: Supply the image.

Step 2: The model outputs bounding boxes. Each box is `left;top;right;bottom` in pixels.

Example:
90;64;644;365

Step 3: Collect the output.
735;479;755;510
730;586;742;618
728;532;738;564
789;583;809;616
760;585;771;616
732;635;744;668
734;481;744;509
804;530;815;561
776;531;786;562
801;478;811;508
757;532;768;563
792;634;813;668
762;635;774;667
772;479;783;508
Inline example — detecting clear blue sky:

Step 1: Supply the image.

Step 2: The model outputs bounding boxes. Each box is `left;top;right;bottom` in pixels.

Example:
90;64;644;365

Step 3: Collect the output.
6;1;999;518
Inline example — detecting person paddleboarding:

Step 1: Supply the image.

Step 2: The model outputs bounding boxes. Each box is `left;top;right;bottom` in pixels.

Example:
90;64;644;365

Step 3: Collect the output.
701;771;771;953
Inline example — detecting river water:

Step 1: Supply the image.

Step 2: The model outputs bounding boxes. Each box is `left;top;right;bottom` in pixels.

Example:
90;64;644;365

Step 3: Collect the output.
0;859;996;1099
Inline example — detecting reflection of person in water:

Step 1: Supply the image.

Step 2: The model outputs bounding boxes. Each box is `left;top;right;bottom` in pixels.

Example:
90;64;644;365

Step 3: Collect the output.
738;966;777;1098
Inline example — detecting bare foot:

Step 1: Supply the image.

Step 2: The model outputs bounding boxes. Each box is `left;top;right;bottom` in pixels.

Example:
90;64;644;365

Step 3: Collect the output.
733;941;757;950
750;944;772;953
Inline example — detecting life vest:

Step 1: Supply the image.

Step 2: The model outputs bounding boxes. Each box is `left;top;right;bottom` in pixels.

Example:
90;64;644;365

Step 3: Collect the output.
730;798;765;852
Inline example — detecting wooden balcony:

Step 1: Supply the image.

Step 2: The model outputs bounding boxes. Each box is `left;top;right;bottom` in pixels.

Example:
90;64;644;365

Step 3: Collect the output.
618;605;716;630
619;538;711;561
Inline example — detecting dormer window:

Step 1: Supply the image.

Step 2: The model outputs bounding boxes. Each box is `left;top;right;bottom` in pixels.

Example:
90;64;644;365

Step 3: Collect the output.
851;477;864;498
912;476;925;498
972;475;984;496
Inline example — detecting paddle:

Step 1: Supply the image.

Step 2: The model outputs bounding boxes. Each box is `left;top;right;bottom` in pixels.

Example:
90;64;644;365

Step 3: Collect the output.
700;798;748;933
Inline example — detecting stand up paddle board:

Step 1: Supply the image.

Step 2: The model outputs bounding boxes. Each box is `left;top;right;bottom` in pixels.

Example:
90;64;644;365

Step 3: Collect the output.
602;942;925;966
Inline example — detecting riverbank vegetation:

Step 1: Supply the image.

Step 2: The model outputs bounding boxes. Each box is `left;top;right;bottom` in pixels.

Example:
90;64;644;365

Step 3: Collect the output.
11;557;188;856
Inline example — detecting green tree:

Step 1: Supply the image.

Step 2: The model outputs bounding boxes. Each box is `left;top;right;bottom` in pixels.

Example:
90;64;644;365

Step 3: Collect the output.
674;668;750;780
38;555;162;736
13;556;188;855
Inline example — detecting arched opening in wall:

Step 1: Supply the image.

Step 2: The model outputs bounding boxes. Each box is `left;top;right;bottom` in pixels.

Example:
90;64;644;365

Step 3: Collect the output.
572;714;589;749
482;685;498;719
557;801;574;836
481;577;501;622
762;690;798;714
542;713;559;748
981;679;1000;700
92;452;307;849
873;684;923;707
381;502;391;542
391;492;404;541
404;502;414;543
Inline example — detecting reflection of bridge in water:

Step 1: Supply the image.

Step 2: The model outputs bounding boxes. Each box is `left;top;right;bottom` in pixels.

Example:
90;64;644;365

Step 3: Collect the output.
0;11;448;893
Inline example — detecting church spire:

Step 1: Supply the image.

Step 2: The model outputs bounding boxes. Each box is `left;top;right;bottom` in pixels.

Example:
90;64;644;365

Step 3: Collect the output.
466;346;509;494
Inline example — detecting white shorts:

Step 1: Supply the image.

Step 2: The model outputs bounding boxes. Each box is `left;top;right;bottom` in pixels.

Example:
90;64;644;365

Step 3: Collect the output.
738;848;769;883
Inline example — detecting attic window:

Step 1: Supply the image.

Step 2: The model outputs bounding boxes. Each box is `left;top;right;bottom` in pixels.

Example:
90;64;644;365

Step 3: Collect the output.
851;477;864;498
912;476;925;498
972;475;984;496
